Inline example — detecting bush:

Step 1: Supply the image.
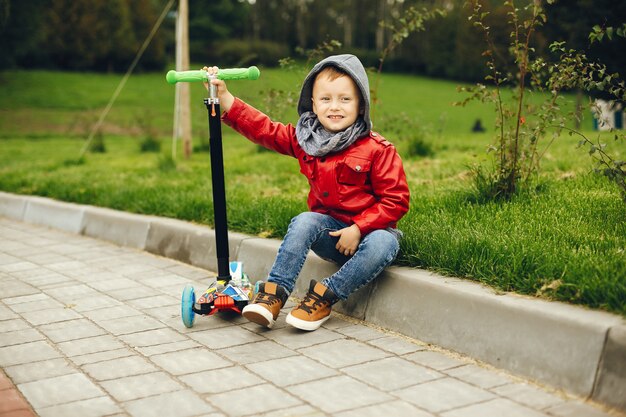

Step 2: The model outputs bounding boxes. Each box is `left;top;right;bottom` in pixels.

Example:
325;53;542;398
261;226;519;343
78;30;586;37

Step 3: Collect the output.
377;112;434;159
203;40;289;68
140;137;161;153
89;131;106;153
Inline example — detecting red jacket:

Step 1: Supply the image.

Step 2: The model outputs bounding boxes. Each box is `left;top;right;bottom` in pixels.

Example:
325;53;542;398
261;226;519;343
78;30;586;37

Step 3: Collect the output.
223;98;410;235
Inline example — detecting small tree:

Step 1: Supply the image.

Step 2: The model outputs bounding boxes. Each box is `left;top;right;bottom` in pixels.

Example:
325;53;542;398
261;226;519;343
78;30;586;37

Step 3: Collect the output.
458;0;625;202
553;24;626;202
457;0;551;199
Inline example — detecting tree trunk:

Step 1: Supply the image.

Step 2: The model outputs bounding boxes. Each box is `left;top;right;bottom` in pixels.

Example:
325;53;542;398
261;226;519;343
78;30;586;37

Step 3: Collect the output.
375;0;385;52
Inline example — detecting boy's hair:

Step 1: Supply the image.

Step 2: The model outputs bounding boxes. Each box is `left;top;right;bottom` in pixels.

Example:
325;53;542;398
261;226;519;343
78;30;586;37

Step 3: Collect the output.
316;65;349;82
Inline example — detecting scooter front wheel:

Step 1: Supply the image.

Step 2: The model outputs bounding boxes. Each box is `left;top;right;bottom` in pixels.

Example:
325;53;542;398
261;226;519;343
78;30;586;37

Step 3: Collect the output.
181;285;196;328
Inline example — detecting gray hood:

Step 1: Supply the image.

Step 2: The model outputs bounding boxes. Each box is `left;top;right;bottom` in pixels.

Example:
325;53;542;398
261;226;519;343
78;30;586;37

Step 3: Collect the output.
297;54;372;130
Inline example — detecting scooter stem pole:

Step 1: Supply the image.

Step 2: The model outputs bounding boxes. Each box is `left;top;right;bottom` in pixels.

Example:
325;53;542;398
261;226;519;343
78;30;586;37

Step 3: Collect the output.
205;90;230;281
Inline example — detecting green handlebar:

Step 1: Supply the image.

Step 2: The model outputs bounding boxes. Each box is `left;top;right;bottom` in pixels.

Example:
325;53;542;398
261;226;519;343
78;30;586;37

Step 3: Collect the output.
166;66;260;84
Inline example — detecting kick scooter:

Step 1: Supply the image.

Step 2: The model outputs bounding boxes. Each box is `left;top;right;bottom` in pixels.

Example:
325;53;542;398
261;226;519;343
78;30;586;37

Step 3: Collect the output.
166;66;260;327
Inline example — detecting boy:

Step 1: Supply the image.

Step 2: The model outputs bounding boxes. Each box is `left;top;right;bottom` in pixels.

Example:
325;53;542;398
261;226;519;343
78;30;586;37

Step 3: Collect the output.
204;54;409;331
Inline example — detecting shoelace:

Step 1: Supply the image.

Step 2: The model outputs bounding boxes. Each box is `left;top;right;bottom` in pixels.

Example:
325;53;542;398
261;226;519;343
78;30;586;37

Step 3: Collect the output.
298;291;328;314
255;292;281;306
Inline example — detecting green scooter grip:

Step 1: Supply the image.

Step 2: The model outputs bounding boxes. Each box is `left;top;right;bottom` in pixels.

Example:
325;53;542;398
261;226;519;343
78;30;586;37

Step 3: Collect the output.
166;66;260;84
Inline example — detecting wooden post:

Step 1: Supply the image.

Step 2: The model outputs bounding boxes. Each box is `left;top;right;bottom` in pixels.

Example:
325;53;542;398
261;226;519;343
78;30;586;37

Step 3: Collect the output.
174;0;192;159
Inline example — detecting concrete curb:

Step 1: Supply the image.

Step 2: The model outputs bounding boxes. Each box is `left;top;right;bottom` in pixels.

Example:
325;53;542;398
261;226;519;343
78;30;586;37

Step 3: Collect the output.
1;191;624;412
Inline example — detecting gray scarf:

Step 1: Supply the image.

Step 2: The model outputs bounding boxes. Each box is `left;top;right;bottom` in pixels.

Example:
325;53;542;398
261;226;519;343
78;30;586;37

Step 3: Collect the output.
295;111;368;157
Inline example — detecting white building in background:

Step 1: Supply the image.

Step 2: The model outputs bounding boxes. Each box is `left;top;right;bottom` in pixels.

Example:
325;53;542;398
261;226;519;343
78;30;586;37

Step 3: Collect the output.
592;99;624;130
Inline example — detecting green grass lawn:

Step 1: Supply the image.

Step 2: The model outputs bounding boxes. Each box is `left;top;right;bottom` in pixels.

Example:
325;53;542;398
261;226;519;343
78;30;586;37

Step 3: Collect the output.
0;68;624;316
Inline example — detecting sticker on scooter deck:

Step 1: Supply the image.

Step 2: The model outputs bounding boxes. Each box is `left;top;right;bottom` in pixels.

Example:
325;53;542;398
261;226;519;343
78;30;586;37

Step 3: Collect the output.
185;262;253;323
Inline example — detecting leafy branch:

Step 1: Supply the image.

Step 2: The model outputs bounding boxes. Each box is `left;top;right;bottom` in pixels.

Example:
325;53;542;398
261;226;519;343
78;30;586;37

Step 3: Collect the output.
371;5;446;122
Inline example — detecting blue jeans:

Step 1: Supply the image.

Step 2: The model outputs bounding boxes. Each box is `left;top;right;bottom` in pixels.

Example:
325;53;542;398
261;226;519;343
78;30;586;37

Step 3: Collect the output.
267;212;400;300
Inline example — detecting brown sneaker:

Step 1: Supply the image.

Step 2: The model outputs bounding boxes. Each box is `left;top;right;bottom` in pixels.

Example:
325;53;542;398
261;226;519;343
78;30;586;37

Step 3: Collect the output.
286;280;338;331
242;282;288;328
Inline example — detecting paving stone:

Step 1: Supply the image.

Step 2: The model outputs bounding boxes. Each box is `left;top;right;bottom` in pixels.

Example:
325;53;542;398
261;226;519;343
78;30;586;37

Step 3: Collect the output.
0;279;39;298
100;371;184;402
124;390;215;417
257;405;325;417
43;284;99;302
4;358;76;384
70;294;122;312
403;349;467;371
366;335;425;355
394;377;496;413
143;302;186;324
17;373;105;409
46;261;88;273
179;365;264;394
0;328;43;346
11;268;62;280
104;285;162;301
0;340;61;367
218;340;297;365
135;340;200;356
188;326;265;349
163;263;210;279
543;401;614;417
445;363;513;389
21;273;72;289
125;267;173;280
0;318;31;333
83;305;143;322
97;314;165;335
21;253;72;265
119;328;187;347
150;348;232;375
20;306;83;326
299;339;390;368
0;305;19;320
491;382;566;410
335;401;435;417
5;294;63;313
341;357;443;391
0;254;20;266
114;262;160;276
56;334;125;357
127;293;179;309
136;273;190;288
69;348;135;366
37;396;121;417
334;323;387;341
0;262;39;274
38;318;106;343
209;384;302;417
82;355;159;381
246;355;338;387
441;398;550;417
287;375;393;414
262;325;345;350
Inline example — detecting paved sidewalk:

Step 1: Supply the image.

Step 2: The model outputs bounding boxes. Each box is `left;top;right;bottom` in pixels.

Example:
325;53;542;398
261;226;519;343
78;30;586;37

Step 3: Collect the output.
0;218;619;417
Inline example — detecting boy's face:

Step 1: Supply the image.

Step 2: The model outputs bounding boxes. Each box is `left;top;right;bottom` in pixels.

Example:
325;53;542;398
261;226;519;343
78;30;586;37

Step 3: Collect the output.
311;73;361;133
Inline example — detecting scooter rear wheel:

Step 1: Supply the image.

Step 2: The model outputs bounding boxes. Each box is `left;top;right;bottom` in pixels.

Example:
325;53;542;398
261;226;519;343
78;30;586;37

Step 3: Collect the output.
181;284;196;328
